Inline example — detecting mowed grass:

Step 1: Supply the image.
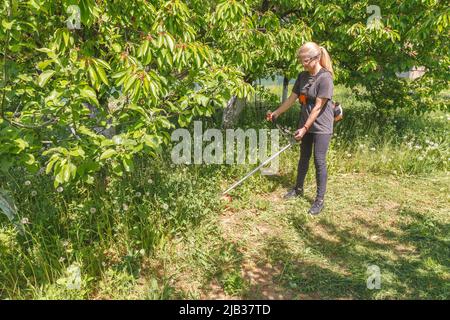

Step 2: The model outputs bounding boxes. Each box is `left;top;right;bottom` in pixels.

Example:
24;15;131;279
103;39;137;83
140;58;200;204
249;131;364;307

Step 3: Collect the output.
0;85;448;299
212;172;449;299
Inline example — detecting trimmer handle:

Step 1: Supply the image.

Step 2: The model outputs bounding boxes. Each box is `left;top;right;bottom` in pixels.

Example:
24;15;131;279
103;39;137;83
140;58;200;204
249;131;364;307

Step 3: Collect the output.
266;111;278;123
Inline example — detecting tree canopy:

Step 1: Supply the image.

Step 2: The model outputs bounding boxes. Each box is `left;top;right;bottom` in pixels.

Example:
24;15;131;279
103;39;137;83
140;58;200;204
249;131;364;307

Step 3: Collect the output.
1;0;448;186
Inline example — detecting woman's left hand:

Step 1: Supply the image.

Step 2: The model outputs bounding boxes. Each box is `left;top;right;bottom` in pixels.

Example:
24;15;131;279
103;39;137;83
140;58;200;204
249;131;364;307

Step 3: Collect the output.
294;127;307;141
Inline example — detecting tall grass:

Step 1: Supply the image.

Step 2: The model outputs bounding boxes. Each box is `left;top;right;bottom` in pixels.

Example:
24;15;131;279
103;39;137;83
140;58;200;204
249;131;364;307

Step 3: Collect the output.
239;84;449;176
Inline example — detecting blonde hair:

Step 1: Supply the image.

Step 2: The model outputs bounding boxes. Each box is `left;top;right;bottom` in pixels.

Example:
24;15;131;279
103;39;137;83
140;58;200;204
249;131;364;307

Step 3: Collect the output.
297;42;334;76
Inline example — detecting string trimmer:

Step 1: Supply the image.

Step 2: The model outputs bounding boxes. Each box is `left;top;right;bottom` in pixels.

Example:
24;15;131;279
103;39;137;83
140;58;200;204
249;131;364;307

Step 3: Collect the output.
222;117;298;196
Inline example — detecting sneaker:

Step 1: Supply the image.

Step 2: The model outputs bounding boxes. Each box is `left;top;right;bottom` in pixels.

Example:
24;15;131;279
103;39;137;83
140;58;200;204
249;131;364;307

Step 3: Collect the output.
283;187;304;200
308;199;324;215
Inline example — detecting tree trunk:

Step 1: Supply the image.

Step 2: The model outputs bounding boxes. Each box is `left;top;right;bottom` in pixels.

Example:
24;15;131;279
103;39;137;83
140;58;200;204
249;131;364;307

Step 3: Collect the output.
222;96;246;129
282;76;289;103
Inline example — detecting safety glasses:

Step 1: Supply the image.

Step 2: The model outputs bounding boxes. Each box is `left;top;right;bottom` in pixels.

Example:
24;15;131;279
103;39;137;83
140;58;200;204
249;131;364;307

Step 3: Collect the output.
299;54;320;64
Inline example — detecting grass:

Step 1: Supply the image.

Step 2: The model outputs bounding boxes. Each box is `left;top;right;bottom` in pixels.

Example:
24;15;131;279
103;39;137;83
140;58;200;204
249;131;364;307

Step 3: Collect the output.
225;172;449;299
0;85;449;299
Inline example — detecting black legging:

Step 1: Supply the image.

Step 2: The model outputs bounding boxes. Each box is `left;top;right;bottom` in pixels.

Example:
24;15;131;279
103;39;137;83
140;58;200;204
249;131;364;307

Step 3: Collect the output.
295;133;332;200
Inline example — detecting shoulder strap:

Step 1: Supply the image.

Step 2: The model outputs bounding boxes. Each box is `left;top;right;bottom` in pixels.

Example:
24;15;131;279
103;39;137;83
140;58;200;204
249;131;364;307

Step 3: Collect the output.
304;68;328;92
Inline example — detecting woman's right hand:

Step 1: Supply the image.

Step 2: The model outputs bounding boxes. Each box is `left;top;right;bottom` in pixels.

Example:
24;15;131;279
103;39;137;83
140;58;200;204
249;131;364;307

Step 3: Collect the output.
266;110;278;123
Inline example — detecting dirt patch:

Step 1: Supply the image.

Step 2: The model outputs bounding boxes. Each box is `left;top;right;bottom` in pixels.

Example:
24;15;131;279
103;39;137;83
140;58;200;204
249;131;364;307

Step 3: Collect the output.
201;280;233;300
241;259;295;299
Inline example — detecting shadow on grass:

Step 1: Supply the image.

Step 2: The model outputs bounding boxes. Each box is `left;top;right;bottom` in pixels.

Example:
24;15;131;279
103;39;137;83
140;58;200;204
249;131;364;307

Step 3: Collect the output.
244;207;449;299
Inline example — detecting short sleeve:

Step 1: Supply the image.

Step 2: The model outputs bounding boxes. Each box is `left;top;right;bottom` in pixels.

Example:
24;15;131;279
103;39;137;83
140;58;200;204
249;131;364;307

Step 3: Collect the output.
292;72;307;95
292;75;301;95
316;73;333;100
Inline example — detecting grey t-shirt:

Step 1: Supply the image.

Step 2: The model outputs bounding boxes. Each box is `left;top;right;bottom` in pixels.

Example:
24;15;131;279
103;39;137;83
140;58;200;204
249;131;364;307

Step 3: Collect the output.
292;68;334;134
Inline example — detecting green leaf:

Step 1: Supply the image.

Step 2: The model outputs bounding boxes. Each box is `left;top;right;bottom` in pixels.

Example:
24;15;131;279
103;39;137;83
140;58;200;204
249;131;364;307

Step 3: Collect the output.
88;65;99;90
69;147;86;158
68;162;77;179
60;163;71;182
165;34;174;52
144;49;153;65
2;19;14;30
14;138;29;151
100;149;117;160
138;40;150;58
111;161;123;176
196;94;210;107
112;69;128;79
25;154;35;165
178;113;192;127
143;134;158;149
62;29;70;47
37;60;53;71
93;58;111;70
36;47;53;53
94;64;109;86
122;157;134;172
112;43;122;53
54;165;64;185
38;70;56;87
46;156;59;174
124;74;137;93
80;86;99;106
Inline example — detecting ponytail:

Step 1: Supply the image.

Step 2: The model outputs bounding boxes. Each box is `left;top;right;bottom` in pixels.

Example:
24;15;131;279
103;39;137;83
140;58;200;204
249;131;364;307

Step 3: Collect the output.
319;46;333;77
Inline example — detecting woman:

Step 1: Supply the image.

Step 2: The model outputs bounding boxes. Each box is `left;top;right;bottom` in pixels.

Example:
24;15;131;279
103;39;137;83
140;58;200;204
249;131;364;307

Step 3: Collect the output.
267;42;334;215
